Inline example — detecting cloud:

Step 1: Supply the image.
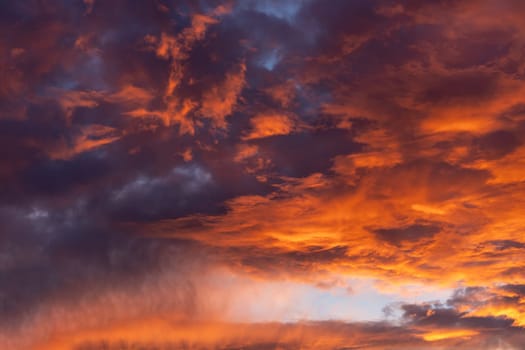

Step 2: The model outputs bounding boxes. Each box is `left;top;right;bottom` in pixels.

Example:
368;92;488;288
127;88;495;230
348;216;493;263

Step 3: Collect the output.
371;223;442;246
48;124;121;160
199;61;246;127
243;112;298;140
1;0;525;349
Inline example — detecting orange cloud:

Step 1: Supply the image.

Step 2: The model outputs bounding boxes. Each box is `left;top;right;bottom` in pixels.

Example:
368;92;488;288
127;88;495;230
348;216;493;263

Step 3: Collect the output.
243;112;298;140
421;329;479;342
49;124;120;159
200;62;246;128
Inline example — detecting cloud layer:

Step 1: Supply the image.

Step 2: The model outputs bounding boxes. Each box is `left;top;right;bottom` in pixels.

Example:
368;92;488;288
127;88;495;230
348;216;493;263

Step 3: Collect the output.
1;0;525;349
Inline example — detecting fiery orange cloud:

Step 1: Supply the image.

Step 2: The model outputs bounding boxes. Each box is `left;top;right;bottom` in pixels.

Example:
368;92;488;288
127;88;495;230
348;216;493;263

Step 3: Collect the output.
242;112;299;140
49;124;121;160
420;329;479;342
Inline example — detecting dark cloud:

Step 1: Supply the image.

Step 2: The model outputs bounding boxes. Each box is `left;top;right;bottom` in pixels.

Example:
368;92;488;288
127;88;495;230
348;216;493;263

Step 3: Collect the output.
417;72;500;105
253;128;362;177
486;240;525;251
372;223;441;246
401;303;514;330
472;130;521;160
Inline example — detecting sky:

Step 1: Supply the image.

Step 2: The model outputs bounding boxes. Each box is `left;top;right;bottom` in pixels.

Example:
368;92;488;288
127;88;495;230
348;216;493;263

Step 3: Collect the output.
1;0;525;349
